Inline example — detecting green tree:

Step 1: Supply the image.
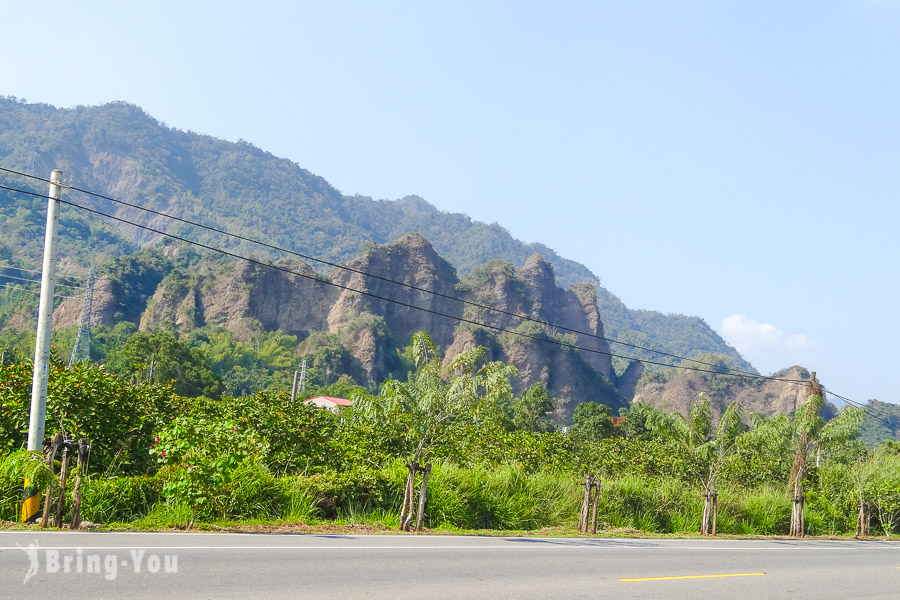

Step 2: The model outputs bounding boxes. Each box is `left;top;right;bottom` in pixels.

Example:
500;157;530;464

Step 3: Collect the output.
864;448;900;536
302;374;366;403
617;401;660;439
510;382;557;433
0;355;176;473
99;248;171;323
107;330;223;398
649;393;744;535
352;331;517;465
569;402;614;442
91;322;138;363
351;331;517;530
741;379;864;536
785;385;864;536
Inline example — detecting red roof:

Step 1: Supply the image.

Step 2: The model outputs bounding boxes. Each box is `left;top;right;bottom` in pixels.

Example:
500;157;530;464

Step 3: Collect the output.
304;396;352;406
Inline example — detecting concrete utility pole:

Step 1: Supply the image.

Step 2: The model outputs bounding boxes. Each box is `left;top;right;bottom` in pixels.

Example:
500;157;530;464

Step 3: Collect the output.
23;169;62;522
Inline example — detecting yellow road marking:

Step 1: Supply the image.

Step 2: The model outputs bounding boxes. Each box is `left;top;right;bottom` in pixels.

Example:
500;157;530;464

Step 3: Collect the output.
620;572;766;582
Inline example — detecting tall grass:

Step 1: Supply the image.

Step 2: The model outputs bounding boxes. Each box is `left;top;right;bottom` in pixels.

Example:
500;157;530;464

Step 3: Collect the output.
598;476;697;533
0;467;19;522
424;463;579;530
80;476;160;524
0;457;864;536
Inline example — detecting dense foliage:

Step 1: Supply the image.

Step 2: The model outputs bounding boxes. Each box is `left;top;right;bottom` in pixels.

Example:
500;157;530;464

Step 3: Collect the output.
0;329;892;537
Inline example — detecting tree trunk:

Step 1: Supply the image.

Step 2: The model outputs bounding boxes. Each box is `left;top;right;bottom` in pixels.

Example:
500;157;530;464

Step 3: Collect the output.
790;482;805;537
857;499;869;537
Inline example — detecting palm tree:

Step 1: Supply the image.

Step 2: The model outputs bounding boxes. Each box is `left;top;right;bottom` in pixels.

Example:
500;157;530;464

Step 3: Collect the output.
351;331;516;531
649;393;743;535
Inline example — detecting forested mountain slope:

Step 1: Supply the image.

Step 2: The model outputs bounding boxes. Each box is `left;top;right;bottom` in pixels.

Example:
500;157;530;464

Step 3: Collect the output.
0;96;752;374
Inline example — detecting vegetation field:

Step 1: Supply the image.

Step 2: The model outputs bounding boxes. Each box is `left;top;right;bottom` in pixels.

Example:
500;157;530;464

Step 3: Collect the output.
1;331;898;537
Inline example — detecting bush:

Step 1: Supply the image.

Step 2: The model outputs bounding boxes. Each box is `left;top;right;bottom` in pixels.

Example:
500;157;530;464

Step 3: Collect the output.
726;486;791;535
0;359;176;474
299;465;401;519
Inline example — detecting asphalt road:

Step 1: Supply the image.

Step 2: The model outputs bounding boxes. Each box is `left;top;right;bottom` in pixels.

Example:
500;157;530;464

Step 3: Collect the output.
0;532;898;599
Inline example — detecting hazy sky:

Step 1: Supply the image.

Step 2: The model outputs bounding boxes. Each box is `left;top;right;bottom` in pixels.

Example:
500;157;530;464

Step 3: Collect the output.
2;1;897;405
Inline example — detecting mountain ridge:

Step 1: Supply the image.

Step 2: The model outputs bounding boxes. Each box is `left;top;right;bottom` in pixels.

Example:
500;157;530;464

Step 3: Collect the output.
0;96;753;375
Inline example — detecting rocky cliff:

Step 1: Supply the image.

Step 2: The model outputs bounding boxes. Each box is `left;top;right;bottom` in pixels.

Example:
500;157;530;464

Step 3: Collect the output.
632;366;837;421
54;233;627;418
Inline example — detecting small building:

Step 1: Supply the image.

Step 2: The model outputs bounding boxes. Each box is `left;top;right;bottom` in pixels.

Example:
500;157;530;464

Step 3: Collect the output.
303;396;352;413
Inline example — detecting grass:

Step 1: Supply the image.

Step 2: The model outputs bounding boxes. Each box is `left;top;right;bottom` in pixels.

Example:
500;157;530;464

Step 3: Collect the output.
0;462;883;538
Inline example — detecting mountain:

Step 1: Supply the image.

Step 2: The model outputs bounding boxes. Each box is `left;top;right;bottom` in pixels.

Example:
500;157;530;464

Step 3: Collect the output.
0;97;752;372
857;400;900;447
0;96;753;393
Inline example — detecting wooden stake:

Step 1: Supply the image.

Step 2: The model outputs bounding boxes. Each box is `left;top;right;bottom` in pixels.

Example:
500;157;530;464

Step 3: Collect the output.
40;433;64;528
857;499;869;537
402;462;419;532
711;490;718;537
701;491;710;536
55;443;71;528
415;463;432;532
590;480;600;534
579;475;593;532
70;440;88;529
399;463;414;530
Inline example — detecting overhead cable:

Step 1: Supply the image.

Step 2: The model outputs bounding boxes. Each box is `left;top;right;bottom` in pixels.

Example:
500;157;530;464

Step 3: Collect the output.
0;166;765;377
2;183;813;384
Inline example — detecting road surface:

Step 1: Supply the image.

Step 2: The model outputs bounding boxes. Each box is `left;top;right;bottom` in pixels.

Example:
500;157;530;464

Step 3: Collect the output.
0;531;897;599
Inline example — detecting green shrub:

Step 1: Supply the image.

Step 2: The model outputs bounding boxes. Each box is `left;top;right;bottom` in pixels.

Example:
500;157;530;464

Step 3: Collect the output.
211;461;284;520
299;465;401;518
597;476;699;533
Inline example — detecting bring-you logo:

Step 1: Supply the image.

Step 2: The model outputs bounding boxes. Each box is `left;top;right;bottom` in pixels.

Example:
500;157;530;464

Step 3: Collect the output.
16;540;178;583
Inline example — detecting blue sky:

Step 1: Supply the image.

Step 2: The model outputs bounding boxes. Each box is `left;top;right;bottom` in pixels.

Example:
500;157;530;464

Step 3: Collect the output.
2;1;897;404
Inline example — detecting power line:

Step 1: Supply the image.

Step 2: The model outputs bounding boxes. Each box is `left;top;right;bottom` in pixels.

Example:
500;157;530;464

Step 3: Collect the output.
0;282;82;300
0;166;765;378
43;194;816;384
0;180;813;383
7;178;892;424
0;272;85;290
3;172;894;430
0;263;86;278
822;387;896;428
0;264;42;274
